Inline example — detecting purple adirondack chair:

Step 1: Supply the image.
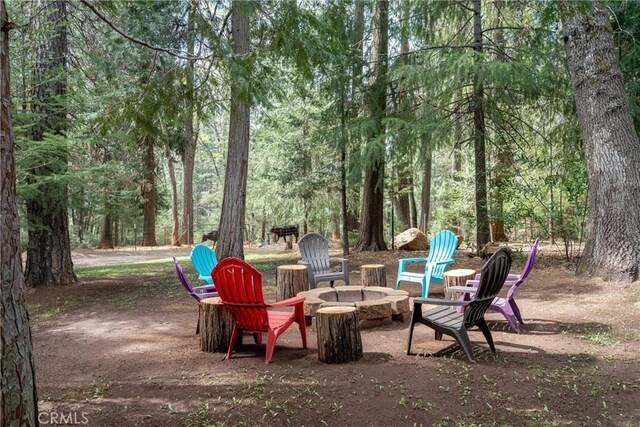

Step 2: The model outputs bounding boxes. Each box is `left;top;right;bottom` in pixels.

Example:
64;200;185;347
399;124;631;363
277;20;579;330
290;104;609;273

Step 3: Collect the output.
173;257;219;334
454;239;539;331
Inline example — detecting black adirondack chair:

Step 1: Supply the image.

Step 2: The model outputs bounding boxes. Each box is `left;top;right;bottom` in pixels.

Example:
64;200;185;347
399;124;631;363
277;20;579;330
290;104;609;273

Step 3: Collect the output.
407;247;512;362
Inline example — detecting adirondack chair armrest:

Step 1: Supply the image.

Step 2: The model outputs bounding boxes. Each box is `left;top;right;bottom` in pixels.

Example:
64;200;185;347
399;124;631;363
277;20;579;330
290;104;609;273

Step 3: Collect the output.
329;257;349;271
399;257;428;269
297;260;310;266
193;284;216;292
269;296;305;308
414;297;469;307
445;285;477;300
198;274;212;281
424;258;454;274
473;272;519;281
465;278;518;288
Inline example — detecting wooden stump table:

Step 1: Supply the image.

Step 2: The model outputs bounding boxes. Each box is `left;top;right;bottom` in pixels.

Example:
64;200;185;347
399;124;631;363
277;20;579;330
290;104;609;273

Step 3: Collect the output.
316;306;363;364
360;264;386;287
199;297;235;353
443;269;476;300
276;264;309;301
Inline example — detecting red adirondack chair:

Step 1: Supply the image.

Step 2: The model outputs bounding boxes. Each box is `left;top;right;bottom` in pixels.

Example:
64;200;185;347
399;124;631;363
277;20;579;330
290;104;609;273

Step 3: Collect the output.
211;258;307;364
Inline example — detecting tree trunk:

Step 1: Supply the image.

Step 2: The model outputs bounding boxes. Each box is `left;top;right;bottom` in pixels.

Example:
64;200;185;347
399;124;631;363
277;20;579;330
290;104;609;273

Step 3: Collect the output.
472;0;490;252
355;0;388;252
165;144;181;246
489;0;509;242
180;0;197;246
564;2;640;282
420;138;433;233
1;3;39;423
217;0;251;260
25;0;76;287
332;215;340;241
393;0;415;233
141;135;157;246
97;214;114;249
346;0;366;234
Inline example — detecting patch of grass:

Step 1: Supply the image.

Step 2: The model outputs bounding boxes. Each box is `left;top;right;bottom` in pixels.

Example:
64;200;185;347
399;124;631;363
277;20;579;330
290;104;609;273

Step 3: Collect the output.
31;297;86;322
587;331;613;346
75;258;174;278
92;382;110;399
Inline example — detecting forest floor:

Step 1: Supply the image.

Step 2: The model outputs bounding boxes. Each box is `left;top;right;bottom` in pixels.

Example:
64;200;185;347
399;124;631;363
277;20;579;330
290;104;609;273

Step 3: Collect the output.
28;242;640;426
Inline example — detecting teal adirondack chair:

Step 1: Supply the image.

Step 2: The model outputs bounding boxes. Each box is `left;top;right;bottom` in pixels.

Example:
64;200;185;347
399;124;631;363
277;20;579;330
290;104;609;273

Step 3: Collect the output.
395;230;458;297
190;244;217;285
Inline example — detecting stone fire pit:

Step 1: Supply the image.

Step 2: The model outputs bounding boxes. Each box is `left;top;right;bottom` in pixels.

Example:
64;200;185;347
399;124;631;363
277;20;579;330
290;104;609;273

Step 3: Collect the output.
297;286;410;329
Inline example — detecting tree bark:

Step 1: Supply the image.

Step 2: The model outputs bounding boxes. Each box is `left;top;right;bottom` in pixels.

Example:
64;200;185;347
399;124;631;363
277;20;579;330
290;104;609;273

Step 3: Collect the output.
346;0;366;234
316;307;363;364
25;0;76;287
217;0;251;260
180;0;197;246
141;135;157;246
393;0;415;233
165;144;181;246
1;3;39;423
354;0;388;252
472;0;490;252
97;214;114;249
199;298;235;353
564;2;640;282
420;138;433;233
489;0;509;242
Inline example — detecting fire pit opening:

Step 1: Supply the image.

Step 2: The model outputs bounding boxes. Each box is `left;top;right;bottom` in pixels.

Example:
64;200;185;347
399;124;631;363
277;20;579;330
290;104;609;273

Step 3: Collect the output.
298;286;410;329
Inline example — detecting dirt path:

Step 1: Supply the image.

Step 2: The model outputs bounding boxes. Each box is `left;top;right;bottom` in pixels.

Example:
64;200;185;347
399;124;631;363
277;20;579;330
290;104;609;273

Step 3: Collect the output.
30;246;640;426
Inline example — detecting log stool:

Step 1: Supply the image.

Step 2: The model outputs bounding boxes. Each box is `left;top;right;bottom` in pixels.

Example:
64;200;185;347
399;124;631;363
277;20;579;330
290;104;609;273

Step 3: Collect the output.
276;264;309;301
316;306;363;364
199;297;235;353
443;269;476;301
360;264;386;287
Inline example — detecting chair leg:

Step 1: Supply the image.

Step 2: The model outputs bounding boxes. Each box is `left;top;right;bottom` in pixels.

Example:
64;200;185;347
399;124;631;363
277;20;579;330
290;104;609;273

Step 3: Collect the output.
295;304;308;348
477;318;496;352
195;312;200;335
407;306;423;355
330;280;334;288
265;329;277;364
504;314;519;331
253;333;262;344
395;279;401;291
452;328;476;363
510;300;524;325
435;331;443;341
226;326;240;361
407;321;416;355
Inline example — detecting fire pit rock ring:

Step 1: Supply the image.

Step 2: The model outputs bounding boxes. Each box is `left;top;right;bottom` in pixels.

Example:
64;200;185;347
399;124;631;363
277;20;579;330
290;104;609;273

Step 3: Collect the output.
297;286;410;329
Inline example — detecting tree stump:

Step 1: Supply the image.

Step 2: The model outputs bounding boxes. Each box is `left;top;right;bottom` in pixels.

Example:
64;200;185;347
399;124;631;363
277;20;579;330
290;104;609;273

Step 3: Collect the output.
360;264;386;287
443;269;476;300
316;306;363;364
199;297;234;353
276;265;308;301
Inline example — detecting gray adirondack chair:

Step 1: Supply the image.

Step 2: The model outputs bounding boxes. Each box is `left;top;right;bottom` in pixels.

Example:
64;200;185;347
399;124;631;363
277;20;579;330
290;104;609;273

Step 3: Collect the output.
407;247;512;362
297;232;349;288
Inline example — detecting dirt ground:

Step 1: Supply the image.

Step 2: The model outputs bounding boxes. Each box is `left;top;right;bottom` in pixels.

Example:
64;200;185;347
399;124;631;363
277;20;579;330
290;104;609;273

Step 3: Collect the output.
29;243;640;426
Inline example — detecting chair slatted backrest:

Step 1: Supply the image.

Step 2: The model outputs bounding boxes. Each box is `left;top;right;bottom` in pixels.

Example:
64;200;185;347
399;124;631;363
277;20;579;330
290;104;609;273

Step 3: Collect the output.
212;258;269;331
298;233;331;272
506;238;539;300
174;257;200;301
463;248;512;328
426;230;458;278
191;244;218;278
